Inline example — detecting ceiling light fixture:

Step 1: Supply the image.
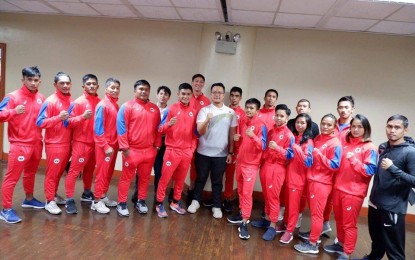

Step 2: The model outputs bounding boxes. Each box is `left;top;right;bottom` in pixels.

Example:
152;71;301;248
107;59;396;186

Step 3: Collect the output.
214;31;241;55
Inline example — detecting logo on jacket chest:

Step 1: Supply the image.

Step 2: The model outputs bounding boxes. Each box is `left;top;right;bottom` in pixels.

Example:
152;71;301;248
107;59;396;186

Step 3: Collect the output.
279;134;284;140
37;98;42;104
189;112;194;117
354;148;362;153
200;101;204;105
150;107;155;113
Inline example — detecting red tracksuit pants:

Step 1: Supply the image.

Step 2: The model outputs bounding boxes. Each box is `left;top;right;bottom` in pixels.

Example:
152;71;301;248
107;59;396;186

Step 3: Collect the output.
93;145;118;200
285;185;307;232
44;145;71;201
2;143;42;208
65;141;96;198
259;162;286;223
333;190;364;255
236;164;258;219
224;154;237;199
308;180;333;243
156;148;192;203
118;147;157;203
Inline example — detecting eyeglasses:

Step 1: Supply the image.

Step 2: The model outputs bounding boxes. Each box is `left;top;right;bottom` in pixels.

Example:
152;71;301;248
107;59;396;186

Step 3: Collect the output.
211;91;224;95
85;82;98;86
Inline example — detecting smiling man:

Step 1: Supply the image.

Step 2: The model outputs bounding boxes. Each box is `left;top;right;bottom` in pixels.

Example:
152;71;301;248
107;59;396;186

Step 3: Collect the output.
36;72;73;215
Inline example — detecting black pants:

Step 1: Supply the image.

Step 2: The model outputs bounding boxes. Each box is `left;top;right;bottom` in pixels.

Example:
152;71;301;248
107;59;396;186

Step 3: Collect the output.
193;152;227;208
367;206;406;260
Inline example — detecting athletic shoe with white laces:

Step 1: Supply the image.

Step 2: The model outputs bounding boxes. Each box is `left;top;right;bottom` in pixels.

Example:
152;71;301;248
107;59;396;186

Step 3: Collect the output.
21;198;45;209
117;203;129;217
0;208;22;224
156;204;168;218
80;191;95;202
294;240;319;254
212;207;223;219
91;201;110;214
187;200;200;213
170;201;186;215
238;222;250;240
45;201;62;215
54;194;66;205
101;196;117;207
136;200;148;214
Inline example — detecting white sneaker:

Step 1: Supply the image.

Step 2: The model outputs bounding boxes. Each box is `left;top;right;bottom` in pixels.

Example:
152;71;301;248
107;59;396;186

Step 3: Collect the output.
45;201;62;215
91;201;110;214
54;194;66;205
212;207;223;219
117;203;129;217
187;200;200;213
296;213;303;228
278;206;285;221
101;196;117;207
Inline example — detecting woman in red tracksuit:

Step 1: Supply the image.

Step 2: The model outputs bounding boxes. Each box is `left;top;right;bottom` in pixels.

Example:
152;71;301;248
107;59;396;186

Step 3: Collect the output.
280;113;314;244
323;114;378;259
294;113;342;254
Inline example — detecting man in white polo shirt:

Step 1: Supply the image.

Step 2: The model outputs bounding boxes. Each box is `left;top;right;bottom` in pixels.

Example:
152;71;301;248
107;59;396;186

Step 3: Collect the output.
187;83;237;219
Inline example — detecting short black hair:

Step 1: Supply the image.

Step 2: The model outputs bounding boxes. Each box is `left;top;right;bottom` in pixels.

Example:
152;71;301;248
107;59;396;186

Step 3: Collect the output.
134;79;150;91
54;72;71;83
211;82;225;92
192;74;205;82
178;83;193;92
275;104;290;116
387;114;409;128
321;113;337;123
245;98;261;110
265;89;278;98
157;86;171;96
337;96;355;107
297;99;311;108
230;86;242;95
22;66;41;78
82;74;98;85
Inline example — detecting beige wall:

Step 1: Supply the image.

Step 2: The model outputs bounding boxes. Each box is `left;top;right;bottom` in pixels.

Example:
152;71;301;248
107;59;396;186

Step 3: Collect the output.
1;13;415;212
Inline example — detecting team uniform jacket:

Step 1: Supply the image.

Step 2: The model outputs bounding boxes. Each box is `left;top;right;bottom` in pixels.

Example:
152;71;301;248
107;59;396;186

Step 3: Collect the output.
286;135;313;190
262;125;295;165
65;91;100;143
258;106;275;131
158;101;197;153
36;91;72;146
235;115;267;166
117;98;162;150
334;137;377;198
94;94;119;150
307;133;342;184
0;85;45;144
190;93;210;113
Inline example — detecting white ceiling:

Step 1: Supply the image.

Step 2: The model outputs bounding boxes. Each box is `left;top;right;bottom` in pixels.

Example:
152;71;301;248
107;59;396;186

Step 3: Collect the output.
1;0;415;36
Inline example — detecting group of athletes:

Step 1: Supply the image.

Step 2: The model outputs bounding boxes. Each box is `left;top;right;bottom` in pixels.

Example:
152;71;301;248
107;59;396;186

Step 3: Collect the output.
0;66;414;260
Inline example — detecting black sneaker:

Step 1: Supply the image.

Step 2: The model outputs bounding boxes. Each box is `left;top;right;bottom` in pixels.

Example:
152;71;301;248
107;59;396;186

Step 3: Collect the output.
168;188;174;203
65;198;78;214
202;199;212;207
238;222;250;240
222;199;233;213
227;211;243;224
323;242;344;254
80;191;95;202
136;200;148;214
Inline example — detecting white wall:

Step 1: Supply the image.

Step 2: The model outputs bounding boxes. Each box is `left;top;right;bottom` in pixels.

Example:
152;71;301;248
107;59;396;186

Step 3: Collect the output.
1;13;414;212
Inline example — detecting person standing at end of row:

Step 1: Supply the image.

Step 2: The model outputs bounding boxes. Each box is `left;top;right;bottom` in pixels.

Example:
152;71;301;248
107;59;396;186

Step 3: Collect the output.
36;72;73;215
0;66;45;224
188;83;237;219
91;78;121;214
